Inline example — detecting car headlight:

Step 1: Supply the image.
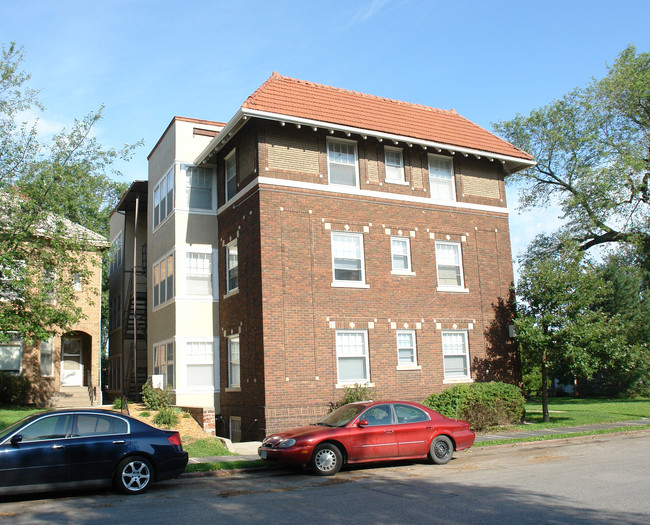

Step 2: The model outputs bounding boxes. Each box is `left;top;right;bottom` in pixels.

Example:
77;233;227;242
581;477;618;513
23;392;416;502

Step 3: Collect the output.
277;438;296;448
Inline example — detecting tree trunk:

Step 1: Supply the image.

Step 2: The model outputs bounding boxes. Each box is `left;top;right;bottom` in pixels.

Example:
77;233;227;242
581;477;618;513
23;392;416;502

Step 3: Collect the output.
541;348;550;423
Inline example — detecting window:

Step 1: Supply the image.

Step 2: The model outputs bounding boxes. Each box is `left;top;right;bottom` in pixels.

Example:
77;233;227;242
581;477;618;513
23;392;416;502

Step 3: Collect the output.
43;266;56;304
327;138;358;187
153;254;174;308
225;150;237;202
384;147;405;183
227;336;240;388
442;331;470;380
396;330;417;367
435;241;465;290
73;273;82;291
74;414;128;436
186;252;212;295
225;241;238;294
331;232;366;285
40;339;53;376
19;414;72;442
0;336;22;372
186;166;213;209
391;236;412;273
153;169;174;228
336;330;369;384
394;403;429;424
109;231;123;274
230;416;242;442
153;342;174;388
360;404;392;426
185;341;214;389
428;154;455;201
0;260;25;301
109;294;122;330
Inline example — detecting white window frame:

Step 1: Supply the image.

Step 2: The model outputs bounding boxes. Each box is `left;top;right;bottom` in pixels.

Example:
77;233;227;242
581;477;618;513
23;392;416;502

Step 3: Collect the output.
225;240;239;296
153;341;175;388
0;335;22;373
428;154;456;202
185;165;214;210
384;146;406;184
331;231;368;288
327;137;359;188
335;330;370;386
227;335;240;390
390;236;414;275
225;149;237;202
442;330;472;382
0;260;25;302
185;251;213;297
109;231;123;275
73;273;82;292
435;241;467;292
40;338;54;377
184;341;215;391
153;252;174;308
153;168;174;230
396;330;420;369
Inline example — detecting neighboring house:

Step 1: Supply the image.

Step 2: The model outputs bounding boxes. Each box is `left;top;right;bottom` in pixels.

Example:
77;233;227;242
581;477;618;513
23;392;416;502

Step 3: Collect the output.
0;212;107;408
107;181;149;400
141;73;534;441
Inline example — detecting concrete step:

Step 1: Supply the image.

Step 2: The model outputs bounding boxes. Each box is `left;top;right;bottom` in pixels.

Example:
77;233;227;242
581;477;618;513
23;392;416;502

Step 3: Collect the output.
51;387;93;408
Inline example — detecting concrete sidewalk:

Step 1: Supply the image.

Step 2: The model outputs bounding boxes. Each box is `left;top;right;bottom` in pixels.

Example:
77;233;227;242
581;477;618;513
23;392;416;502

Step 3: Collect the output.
187;418;650;465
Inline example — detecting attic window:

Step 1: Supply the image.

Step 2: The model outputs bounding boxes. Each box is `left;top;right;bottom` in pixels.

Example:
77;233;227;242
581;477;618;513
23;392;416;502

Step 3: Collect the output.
327;138;358;188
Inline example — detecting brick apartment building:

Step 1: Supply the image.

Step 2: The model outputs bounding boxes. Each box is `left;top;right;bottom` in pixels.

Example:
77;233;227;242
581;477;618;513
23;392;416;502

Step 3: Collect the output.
136;73;534;441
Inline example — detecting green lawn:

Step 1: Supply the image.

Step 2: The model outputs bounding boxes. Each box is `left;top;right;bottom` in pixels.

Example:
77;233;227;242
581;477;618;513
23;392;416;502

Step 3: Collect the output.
509;397;650;431
184;438;234;458
0;407;45;431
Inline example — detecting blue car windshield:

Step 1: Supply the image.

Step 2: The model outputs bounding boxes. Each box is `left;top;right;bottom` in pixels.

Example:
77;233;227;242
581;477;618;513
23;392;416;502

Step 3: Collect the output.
0;414;39;443
318;404;367;427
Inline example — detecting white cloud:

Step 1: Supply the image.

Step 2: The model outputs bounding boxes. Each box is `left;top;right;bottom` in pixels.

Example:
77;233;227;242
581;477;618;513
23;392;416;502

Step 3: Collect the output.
349;0;390;26
15;108;66;139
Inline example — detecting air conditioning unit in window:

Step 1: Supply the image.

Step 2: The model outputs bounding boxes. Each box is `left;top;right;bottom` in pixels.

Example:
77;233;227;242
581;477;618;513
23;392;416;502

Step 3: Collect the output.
150;375;164;389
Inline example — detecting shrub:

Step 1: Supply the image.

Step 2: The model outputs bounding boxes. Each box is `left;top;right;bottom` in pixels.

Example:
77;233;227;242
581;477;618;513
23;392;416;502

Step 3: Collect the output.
153;406;180;428
0;372;31;405
423;382;525;431
112;397;128;410
141;381;172;410
328;383;377;412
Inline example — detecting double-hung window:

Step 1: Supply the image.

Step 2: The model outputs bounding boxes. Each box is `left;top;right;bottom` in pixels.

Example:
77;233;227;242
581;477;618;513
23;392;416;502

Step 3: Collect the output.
396;330;417;367
40;339;53;376
186;252;212;296
336;330;369;384
331;232;366;285
442;331;470;381
153;169;174;228
391;236;412;274
153;253;174;308
227;336;240;388
185;341;214;389
327;138;358;187
153;342;174;388
109;231;122;275
225;241;238;294
428;154;455;201
435;241;465;291
225;150;237;202
0;335;22;373
186;166;213;209
0;260;25;301
384;147;405;183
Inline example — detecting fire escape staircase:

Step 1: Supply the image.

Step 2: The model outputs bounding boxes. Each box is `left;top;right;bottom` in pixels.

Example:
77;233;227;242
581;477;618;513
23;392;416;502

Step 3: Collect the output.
122;268;147;400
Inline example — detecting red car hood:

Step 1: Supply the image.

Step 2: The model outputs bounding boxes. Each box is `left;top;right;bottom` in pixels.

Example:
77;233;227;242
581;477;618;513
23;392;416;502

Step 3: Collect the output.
265;425;332;445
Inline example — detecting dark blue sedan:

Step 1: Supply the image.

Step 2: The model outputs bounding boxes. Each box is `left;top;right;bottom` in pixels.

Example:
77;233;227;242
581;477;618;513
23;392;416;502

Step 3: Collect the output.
0;408;188;495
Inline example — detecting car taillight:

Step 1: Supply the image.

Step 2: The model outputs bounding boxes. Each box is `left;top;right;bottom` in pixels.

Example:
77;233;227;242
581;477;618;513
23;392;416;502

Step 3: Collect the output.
168;432;182;448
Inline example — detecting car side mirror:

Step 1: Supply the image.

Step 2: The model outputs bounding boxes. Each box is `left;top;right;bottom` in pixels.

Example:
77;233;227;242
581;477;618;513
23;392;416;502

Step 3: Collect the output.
11;434;23;446
357;419;369;428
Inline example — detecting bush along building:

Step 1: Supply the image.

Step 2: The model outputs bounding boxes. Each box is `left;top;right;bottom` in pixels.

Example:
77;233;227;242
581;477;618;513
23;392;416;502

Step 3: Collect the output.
136;73;534;441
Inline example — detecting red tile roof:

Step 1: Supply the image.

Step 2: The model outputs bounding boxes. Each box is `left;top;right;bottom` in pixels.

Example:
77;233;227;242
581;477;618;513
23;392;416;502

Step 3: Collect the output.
242;72;532;161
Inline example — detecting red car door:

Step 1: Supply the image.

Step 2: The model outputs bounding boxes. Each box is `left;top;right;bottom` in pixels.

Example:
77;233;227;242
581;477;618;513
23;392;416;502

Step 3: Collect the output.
392;403;434;457
348;404;398;461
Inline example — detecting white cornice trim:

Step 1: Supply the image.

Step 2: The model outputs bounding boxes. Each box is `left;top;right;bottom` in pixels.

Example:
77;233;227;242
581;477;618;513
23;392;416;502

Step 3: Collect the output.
217;176;509;216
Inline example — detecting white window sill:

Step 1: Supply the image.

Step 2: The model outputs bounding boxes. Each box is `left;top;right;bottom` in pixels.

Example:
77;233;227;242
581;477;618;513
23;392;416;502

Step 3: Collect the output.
385;179;408;185
443;377;473;384
396;365;421;371
223;288;239;299
225;386;241;392
391;270;416;276
437;286;469;293
331;282;370;289
335;382;374;389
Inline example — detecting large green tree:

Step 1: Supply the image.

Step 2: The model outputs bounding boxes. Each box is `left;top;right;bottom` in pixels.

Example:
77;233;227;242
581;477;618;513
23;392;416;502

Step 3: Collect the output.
0;42;134;344
494;45;649;253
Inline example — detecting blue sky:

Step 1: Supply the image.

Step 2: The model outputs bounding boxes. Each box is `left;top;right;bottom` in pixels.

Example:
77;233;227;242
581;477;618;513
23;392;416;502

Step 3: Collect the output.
2;0;649;261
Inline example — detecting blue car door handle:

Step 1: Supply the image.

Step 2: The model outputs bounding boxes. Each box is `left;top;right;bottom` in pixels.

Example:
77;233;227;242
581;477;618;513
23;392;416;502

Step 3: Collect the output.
51;444;65;450
113;440;126;444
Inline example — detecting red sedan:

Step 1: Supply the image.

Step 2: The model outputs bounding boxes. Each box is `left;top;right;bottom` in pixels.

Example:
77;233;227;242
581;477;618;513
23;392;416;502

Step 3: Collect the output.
258;400;475;475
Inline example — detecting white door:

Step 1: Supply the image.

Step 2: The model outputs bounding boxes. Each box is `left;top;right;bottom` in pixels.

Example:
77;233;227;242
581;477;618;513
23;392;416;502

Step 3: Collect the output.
61;337;83;386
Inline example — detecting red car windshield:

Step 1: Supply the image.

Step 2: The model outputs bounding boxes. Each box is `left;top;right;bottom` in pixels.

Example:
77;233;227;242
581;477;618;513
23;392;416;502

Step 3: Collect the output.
317;403;367;427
